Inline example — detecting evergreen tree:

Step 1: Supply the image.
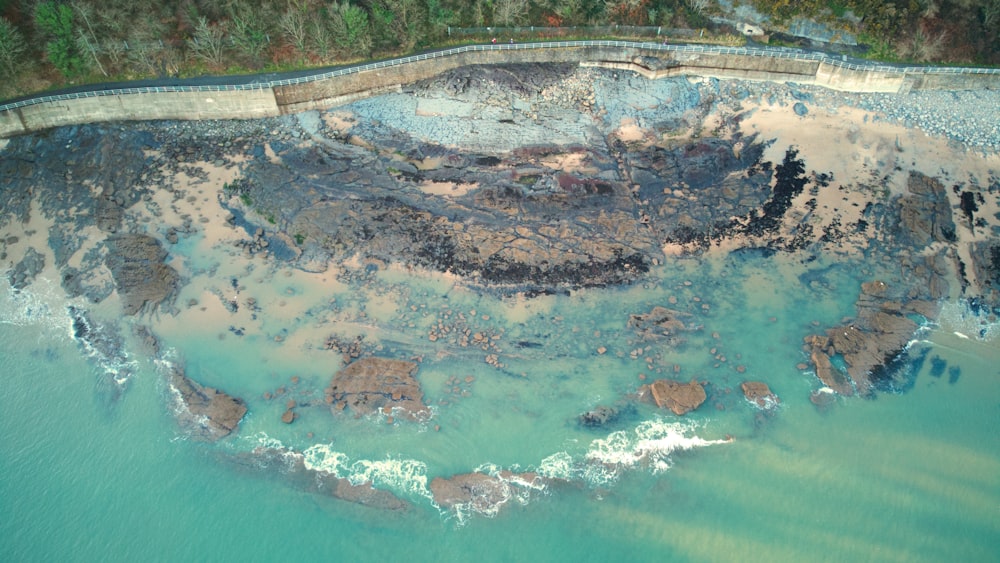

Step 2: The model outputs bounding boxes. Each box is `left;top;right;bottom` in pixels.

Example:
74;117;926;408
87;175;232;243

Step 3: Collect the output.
35;1;87;77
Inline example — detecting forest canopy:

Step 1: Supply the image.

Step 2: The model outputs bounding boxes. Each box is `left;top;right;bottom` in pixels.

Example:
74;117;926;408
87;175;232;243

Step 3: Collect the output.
0;0;997;99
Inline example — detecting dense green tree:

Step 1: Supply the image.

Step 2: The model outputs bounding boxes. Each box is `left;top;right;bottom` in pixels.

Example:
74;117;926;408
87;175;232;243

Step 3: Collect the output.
426;0;455;39
35;1;87;77
369;0;424;49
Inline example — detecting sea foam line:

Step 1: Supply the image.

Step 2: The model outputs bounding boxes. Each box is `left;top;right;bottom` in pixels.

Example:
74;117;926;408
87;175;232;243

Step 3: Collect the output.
541;418;729;487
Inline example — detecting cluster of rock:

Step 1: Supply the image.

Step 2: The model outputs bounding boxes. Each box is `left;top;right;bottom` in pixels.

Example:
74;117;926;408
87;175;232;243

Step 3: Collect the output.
628;306;702;344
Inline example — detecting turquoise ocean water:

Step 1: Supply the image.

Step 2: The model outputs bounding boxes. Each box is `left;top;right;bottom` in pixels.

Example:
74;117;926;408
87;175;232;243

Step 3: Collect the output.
2;246;998;562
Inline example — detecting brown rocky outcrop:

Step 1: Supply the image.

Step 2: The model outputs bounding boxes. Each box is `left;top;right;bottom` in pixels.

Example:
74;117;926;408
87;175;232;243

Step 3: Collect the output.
640;379;707;415
805;280;936;396
430;471;543;512
105;233;179;315
740;381;779;409
166;363;247;441
325;357;430;420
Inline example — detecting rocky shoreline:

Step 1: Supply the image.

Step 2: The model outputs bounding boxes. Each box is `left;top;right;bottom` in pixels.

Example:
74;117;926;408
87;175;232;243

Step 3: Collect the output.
2;62;999;518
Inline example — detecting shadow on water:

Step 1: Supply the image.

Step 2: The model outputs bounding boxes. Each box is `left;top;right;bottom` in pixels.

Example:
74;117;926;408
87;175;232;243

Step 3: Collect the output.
871;345;929;395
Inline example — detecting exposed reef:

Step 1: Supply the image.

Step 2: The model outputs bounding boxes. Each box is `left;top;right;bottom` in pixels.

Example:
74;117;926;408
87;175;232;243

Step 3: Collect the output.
1;63;998;519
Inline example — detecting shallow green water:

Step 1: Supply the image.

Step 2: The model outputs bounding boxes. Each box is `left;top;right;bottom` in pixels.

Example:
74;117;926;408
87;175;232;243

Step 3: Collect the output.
2;251;998;562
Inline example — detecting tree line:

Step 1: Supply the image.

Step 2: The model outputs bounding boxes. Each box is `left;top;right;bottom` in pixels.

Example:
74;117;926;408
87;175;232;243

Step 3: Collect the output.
0;0;997;99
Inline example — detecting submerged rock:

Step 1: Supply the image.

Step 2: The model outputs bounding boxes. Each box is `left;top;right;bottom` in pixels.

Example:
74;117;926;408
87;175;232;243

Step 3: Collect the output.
740;381;780;409
325;357;430;420
166;362;247;441
224;447;408;511
628;306;700;338
430;471;543;514
578;405;622;428
641;379;707;415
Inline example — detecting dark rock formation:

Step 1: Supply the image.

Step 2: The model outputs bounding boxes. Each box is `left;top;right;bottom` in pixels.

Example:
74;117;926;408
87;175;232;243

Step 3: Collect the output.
166;362;247;441
578;405;623;428
105;233;179;315
325;357;430;420
640;379;707;415
896;172;956;246
740;381;779;409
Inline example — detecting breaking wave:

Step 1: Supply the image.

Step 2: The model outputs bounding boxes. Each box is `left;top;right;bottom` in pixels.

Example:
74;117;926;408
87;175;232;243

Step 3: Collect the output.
540;418;729;487
302;443;434;502
0;276;69;334
937;300;1000;342
232;419;728;525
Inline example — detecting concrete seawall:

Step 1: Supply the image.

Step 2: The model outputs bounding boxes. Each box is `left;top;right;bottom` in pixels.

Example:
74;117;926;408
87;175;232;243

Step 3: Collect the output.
1;41;997;138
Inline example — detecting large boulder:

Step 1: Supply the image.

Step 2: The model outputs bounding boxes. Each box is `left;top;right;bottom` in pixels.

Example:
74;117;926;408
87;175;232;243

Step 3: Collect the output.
641;379;707;415
325;357;430;420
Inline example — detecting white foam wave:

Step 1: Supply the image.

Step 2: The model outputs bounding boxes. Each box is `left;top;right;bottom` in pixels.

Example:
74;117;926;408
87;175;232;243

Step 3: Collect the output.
245;431;289;452
937;300;999;342
350;458;433;500
301;444;433;501
539;419;728;487
444;464;548;525
72;310;138;387
302;443;350;477
537;451;575;481
0;276;70;335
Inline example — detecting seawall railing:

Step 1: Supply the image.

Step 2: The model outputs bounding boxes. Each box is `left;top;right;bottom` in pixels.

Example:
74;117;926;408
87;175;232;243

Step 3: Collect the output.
2;40;997;114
